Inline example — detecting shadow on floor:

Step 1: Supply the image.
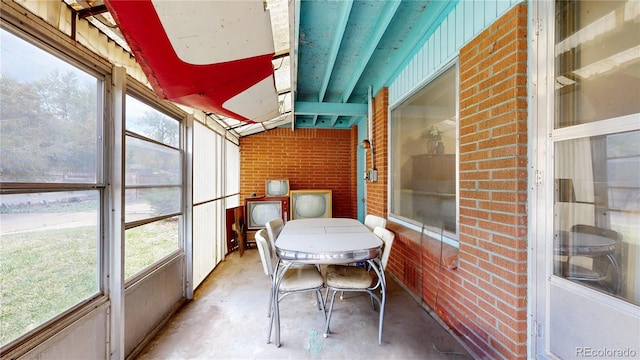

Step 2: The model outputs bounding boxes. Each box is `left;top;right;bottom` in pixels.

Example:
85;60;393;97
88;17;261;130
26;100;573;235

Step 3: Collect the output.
135;249;474;359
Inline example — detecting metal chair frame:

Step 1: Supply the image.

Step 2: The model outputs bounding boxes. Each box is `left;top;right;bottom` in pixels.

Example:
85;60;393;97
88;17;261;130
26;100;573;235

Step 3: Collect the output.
323;226;395;345
254;229;325;347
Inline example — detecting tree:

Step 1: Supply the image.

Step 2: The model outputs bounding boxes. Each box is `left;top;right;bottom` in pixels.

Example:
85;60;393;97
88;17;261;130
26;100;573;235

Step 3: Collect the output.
0;69;98;182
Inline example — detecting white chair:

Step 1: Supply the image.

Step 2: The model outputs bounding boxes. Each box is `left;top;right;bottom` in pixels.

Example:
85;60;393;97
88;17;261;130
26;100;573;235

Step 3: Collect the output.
364;214;387;232
265;218;284;254
323;226;395;345
254;229;325;347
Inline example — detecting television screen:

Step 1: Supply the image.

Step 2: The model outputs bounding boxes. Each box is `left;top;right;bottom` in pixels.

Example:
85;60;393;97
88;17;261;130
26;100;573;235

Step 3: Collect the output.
290;190;332;219
247;201;282;229
265;179;290;197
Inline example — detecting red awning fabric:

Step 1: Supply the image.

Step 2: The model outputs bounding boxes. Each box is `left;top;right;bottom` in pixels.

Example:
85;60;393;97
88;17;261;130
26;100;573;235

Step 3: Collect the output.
104;0;280;122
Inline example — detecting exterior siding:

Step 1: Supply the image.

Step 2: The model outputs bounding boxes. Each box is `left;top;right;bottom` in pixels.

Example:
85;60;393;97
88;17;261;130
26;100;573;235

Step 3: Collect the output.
389;0;522;106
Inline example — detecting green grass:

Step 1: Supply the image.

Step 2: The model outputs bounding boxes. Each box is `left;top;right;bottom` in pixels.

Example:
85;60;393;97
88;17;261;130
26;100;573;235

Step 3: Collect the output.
125;219;179;278
0;220;178;346
0;227;97;346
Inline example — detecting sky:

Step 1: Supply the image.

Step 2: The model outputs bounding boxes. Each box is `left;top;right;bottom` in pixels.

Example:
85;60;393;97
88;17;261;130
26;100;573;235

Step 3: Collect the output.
0;28;75;82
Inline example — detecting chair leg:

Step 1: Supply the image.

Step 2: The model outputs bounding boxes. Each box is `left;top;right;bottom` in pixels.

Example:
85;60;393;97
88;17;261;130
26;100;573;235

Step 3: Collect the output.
606;253;622;295
267;285;274;317
378;299;384;345
323;289;338;338
315;289;326;317
267;295;275;344
274;297;281;348
369;292;376;311
324;286;330;304
378;290;386;345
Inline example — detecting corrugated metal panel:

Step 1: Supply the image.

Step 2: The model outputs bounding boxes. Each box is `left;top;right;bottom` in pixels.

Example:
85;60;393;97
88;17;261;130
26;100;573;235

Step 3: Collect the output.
193;201;218;287
192;121;226;288
16;0;151;88
226;141;240;196
20;303;109;359
215;199;225;263
390;0;523;105
124;257;184;355
193;121;218;203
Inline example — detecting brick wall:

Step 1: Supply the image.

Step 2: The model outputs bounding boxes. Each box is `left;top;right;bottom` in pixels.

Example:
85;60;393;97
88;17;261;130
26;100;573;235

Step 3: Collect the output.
239;127;358;219
457;4;528;357
366;87;388;218
378;4;529;359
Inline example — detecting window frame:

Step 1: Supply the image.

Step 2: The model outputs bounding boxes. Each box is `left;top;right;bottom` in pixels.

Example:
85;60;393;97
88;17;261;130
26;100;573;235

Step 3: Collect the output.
550;0;640;305
123;89;186;284
388;60;460;247
0;24;110;349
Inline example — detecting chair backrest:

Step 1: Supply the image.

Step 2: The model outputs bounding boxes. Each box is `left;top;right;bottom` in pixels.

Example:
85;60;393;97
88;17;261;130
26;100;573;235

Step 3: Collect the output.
265;218;284;253
254;229;274;277
364;214;386;232
373;226;395;270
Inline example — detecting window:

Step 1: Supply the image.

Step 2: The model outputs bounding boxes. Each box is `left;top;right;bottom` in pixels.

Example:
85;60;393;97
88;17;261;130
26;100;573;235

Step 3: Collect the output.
390;65;458;241
553;0;639;305
0;29;103;346
124;95;182;279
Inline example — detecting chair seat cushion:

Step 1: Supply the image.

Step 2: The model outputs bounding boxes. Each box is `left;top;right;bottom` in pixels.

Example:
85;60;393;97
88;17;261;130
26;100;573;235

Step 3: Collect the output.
280;265;324;291
326;265;372;289
565;264;606;281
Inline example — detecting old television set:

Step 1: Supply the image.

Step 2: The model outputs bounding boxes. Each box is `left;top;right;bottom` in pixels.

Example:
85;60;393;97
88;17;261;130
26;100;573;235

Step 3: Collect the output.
265;179;290;197
245;196;289;230
290;190;332;219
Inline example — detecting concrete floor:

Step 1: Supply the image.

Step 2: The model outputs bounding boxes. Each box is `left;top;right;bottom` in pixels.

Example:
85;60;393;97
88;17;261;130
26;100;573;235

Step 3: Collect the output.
135;249;474;360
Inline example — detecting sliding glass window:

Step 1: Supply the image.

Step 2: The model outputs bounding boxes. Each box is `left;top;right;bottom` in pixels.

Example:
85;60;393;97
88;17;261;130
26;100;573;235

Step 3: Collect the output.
0;28;103;346
124;95;182;280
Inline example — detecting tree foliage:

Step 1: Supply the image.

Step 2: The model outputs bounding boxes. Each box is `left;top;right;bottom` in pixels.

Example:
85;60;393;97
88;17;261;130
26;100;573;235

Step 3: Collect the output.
1;70;97;182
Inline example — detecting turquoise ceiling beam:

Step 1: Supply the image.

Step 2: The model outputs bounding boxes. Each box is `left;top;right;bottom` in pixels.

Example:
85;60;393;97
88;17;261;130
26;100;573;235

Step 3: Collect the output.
295;101;367;116
341;1;401;103
329;115;339;127
319;0;353;102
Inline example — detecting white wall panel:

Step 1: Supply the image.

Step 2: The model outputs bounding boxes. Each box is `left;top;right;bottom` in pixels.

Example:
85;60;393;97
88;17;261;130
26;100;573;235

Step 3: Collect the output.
216;199;225;264
18;304;109;360
226;141;240;197
192;120;228;289
193;201;218;287
389;0;523;106
193;121;217;204
226;194;240;209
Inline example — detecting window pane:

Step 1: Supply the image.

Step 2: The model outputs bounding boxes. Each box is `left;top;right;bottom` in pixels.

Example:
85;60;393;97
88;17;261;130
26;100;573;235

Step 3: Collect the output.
125;217;180;279
0;29;100;183
126;95;179;147
125;136;181;186
554;1;640;128
124;94;182;279
0;191;100;346
125;187;182;222
553;131;640;305
390;66;457;236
